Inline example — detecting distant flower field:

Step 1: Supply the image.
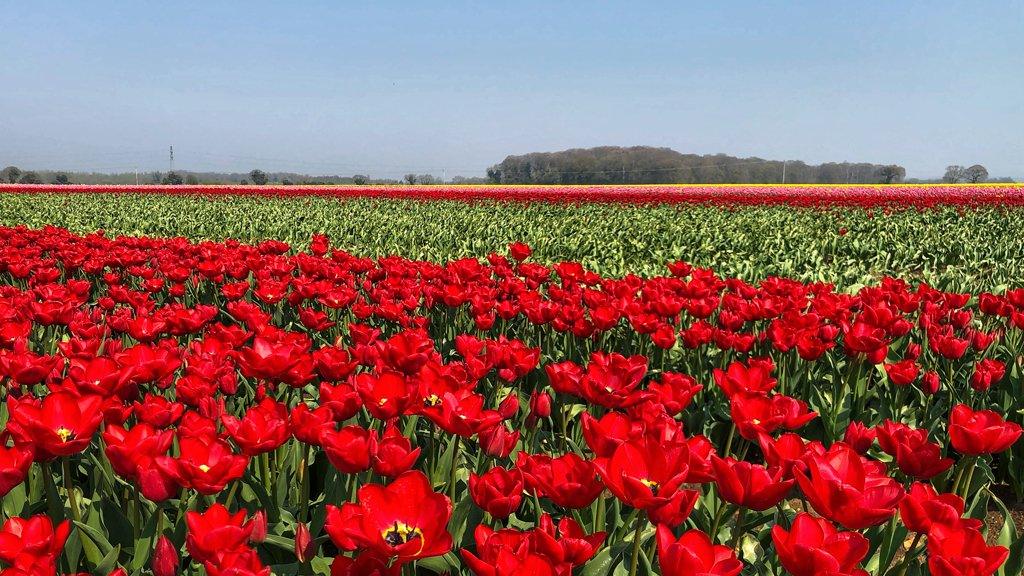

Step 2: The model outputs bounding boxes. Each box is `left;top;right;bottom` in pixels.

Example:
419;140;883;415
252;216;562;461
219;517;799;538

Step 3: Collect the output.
0;185;1022;575
1;182;1022;207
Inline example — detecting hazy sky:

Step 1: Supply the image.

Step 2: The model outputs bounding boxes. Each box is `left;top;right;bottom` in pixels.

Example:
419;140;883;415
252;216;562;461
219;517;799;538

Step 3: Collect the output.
2;1;1021;179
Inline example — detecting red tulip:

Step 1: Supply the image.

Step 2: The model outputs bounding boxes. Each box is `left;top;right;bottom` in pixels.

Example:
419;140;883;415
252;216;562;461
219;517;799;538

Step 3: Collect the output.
794;443;904;529
949;404;1022;455
325;470;452;565
771;513;869;576
469;466;524;519
152;535;180;576
322;425;377;474
0;515;70;574
876;421;953;479
711;456;794;511
730;392;816;440
656;526;743;576
184;504;255;563
594;435;689;511
927;524;1008;576
295;522;315;563
713;358;776;396
970;359;1005;391
157;434;249;495
476;423;519;458
221;397;291;456
899;483;981;534
0;444;32;497
372;422;421;478
6;392;105;460
842;421;876;455
518;452;604;509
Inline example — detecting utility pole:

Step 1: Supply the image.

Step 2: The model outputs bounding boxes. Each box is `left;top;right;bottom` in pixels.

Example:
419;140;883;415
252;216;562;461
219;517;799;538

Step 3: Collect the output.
135;168;139;186
169;146;174;173
782;160;787;184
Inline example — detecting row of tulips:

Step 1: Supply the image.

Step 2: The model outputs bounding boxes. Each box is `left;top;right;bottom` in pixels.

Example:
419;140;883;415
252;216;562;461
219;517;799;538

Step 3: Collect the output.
1;183;1023;207
1;225;1023;575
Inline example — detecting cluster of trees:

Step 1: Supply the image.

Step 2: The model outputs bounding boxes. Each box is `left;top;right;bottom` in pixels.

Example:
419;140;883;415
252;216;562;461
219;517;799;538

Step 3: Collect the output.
943;165;989;183
0;166;488;186
1;166;71;185
486;147;914;185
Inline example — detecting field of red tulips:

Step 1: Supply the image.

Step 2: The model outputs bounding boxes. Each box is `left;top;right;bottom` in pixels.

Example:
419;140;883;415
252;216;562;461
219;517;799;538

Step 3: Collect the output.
1;183;1022;207
1;222;1023;576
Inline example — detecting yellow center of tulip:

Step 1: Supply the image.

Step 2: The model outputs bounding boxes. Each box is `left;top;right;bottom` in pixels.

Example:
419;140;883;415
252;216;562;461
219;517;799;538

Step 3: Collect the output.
424;394;441;407
56;427;75;442
382;521;422;547
640;478;660;494
199;464;210;473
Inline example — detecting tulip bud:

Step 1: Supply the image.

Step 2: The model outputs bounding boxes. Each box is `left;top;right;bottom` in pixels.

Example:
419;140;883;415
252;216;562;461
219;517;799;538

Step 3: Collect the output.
906;343;922;360
295;522;315;563
249;510;268;544
152;535;180;576
843;421;876;455
108;570;129;576
498;394;519;419
920;370;940;395
529;391;552;420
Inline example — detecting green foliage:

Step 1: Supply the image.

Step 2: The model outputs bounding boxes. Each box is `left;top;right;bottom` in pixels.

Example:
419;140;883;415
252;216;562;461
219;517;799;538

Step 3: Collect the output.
0;193;1020;291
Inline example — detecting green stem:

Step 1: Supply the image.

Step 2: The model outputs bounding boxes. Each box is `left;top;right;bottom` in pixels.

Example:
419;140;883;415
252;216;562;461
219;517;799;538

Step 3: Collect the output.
723;423;736;457
62;458;81;522
709;498;731;541
449;436;462;503
299;443;311;522
628;512;645;576
729;507;747;552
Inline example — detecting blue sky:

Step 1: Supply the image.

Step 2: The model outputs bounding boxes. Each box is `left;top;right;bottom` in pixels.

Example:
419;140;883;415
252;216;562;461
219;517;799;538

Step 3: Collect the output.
1;1;1021;179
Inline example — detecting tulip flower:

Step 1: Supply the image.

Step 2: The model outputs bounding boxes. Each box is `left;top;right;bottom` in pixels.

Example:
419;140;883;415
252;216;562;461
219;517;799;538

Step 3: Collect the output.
794;444;904;529
771;513;869;576
322;425;377;474
325;470;452;565
184;504;255;563
152;535;180;576
0;515;70;574
0;444;33;497
221;397;291;456
6;392;105;460
469;466;524;519
927;524;1008;576
157;434;249;495
898;483;982;534
949;404;1022;455
711;456;794;511
656;526;743;576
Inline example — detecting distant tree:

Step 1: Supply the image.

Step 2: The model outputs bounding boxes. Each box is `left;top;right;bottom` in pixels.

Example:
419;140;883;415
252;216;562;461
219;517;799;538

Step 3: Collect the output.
943;165;967;183
52;173;71;185
161;171;184;185
151;172;162;184
487;146;906;185
877;165;906;184
249;169;269;185
352;174;368;185
416;174;436;185
1;166;21;184
240;179;249;185
965;164;989;183
404;174;417;185
282;179;293;185
18;171;42;184
185;174;199;185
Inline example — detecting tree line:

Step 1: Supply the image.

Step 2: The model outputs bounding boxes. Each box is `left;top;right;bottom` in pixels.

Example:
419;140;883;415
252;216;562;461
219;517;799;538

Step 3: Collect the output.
485;146;1000;185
